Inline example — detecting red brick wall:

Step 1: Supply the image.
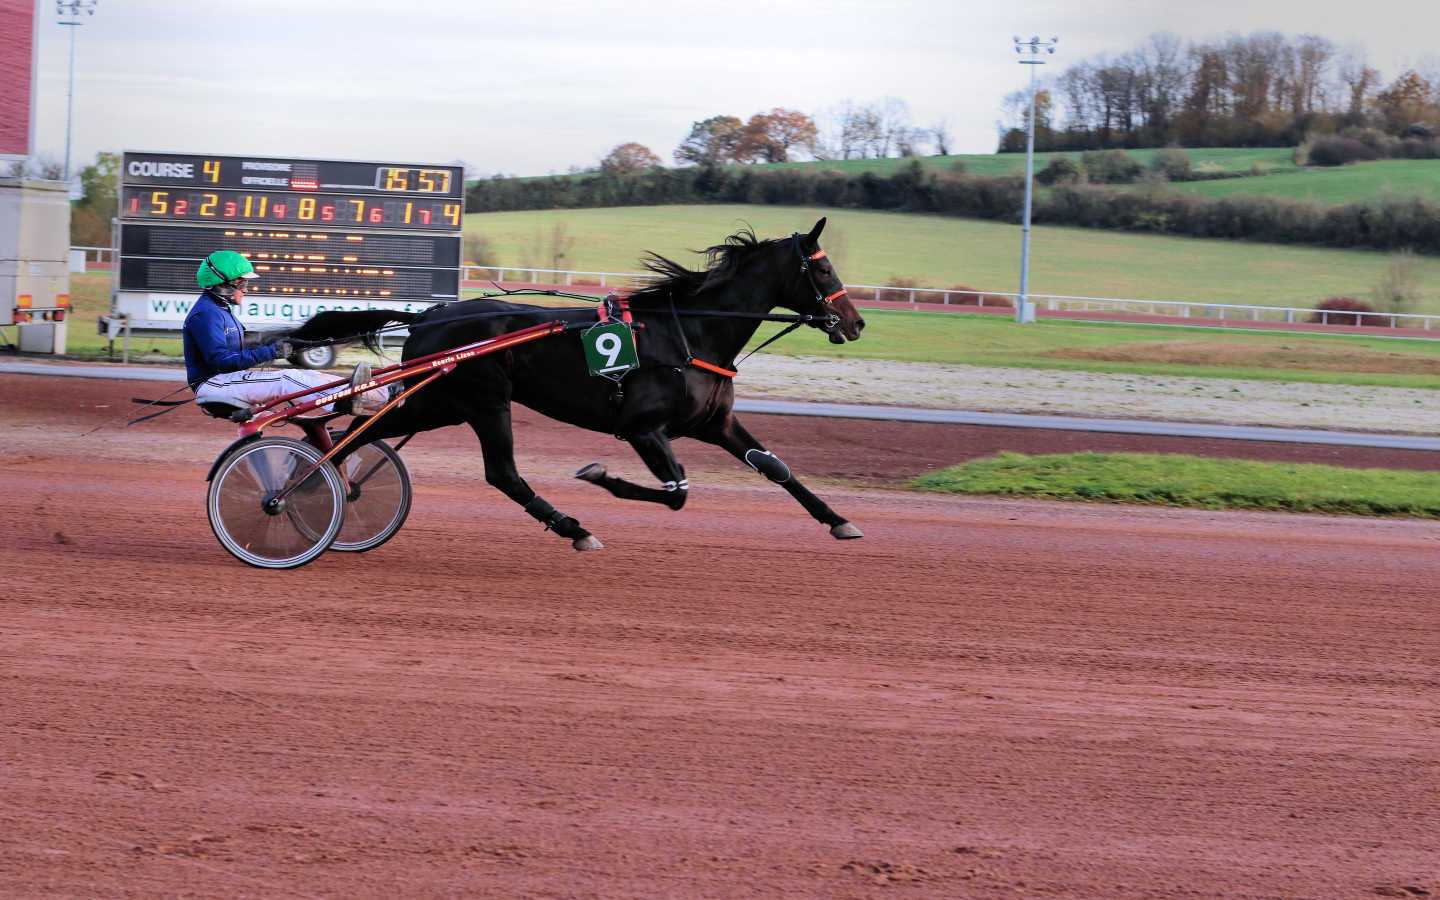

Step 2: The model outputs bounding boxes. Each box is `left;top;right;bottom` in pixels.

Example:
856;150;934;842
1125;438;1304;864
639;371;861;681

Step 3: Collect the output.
0;0;37;157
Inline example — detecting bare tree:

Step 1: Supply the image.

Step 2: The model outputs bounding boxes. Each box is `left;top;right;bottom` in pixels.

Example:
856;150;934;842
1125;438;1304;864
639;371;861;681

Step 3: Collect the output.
1058;62;1097;132
875;97;912;158
1293;35;1335;114
1093;58;1138;141
1337;51;1381;121
1136;33;1187;132
1224;32;1288;120
930;120;952;155
895;127;930;157
843;103;883;158
1373;250;1422;314
999;88;1031;134
546;222;576;279
814;102;862;160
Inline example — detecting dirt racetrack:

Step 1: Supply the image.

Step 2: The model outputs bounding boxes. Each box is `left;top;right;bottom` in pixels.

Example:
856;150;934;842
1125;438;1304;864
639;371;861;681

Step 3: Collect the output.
3;373;1439;898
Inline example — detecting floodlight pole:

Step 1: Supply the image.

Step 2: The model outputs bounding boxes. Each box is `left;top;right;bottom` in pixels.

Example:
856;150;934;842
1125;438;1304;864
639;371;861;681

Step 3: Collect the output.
56;0;98;183
1013;35;1057;324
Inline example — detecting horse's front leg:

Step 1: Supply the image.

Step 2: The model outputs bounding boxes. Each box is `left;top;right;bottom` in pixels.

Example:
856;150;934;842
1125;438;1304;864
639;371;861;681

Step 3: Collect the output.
468;405;603;551
701;414;862;540
575;429;688;511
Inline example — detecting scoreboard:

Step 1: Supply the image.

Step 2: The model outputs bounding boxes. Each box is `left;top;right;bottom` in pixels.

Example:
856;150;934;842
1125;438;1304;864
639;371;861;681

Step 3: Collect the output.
113;151;465;329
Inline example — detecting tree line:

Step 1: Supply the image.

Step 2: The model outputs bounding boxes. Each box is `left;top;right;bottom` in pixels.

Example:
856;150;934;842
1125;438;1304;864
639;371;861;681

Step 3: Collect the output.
999;31;1440;151
586;100;951;177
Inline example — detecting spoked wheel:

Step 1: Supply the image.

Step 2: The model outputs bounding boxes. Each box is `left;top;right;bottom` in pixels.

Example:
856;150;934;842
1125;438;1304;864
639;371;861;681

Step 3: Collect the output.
331;439;412;553
207;437;346;569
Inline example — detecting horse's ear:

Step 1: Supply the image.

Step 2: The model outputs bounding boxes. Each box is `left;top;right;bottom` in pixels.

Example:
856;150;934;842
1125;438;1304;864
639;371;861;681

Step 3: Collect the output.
808;217;826;242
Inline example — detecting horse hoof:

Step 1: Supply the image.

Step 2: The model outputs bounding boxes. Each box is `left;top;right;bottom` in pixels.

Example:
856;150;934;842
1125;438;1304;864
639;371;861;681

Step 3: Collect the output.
573;535;605;551
574;463;606;484
830;522;863;540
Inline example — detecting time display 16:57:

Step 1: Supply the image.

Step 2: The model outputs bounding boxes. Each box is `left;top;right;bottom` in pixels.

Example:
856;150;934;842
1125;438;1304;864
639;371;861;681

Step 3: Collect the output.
377;167;453;194
122;188;462;231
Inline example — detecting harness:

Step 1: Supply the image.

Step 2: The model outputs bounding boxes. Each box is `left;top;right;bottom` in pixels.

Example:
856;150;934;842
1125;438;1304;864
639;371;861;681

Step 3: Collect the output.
119;236;847;433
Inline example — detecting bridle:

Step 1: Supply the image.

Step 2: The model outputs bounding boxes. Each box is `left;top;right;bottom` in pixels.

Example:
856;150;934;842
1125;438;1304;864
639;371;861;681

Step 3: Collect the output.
706;235;846;368
792;232;849;321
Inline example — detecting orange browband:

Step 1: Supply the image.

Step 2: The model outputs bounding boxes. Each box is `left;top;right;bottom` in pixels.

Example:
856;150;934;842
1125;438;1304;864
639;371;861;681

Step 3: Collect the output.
808;249;827;261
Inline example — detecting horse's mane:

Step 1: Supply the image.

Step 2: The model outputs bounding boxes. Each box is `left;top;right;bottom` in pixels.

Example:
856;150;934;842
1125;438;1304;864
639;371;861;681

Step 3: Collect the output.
628;227;781;308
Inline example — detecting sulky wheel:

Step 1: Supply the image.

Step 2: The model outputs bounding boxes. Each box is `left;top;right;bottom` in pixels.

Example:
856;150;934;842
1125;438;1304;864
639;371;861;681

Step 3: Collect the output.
207;436;346;569
330;439;412;553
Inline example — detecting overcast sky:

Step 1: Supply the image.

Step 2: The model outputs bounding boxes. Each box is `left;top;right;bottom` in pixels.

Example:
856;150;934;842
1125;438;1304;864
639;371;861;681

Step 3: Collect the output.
25;0;1440;177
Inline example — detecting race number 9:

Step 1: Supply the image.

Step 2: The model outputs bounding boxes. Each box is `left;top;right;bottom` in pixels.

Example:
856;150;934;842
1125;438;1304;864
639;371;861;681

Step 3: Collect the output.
593;331;623;368
582;322;638;377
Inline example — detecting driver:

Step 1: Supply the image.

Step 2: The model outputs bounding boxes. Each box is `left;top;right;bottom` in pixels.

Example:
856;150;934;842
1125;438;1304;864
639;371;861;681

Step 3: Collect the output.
183;249;386;416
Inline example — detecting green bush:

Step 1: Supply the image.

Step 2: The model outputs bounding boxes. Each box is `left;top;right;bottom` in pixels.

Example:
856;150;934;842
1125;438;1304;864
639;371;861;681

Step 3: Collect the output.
1035;156;1082;186
1080;149;1143;184
1147;148;1193;182
1307;136;1380;166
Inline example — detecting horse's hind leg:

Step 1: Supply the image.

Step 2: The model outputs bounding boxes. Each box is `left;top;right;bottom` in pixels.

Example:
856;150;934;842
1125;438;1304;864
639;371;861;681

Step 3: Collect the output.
574;430;688;511
469;405;603;551
702;414;862;540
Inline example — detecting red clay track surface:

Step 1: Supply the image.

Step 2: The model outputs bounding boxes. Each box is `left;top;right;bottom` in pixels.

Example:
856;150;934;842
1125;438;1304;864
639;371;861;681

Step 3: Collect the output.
3;373;1438;898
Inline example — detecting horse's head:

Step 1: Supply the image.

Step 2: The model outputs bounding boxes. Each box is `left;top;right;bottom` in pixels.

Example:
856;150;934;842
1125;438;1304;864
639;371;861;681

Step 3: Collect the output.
790;218;865;344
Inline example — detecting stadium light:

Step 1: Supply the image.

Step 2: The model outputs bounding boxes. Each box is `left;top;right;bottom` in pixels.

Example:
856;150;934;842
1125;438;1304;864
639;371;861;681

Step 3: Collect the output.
1011;34;1058;324
56;0;99;183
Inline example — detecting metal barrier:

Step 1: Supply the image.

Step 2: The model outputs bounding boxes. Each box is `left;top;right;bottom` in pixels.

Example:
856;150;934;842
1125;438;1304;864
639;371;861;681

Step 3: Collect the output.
72;245;116;267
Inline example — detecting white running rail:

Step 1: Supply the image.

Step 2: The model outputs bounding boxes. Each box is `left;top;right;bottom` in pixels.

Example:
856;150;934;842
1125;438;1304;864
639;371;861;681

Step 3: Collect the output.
457;263;1440;331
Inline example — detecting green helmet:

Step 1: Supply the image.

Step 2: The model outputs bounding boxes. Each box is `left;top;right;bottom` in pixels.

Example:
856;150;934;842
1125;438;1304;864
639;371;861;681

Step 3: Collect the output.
196;250;258;289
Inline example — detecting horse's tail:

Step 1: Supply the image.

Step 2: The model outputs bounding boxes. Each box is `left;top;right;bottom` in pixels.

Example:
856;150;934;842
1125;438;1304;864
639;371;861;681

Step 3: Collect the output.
283;309;421;354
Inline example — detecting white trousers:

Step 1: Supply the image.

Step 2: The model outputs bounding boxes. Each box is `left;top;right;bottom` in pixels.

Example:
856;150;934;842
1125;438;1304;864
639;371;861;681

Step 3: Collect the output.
195;368;346;412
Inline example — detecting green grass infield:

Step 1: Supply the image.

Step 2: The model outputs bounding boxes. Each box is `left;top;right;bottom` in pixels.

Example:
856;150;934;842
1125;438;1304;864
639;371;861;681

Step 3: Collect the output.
464;204;1440;313
913;451;1440;518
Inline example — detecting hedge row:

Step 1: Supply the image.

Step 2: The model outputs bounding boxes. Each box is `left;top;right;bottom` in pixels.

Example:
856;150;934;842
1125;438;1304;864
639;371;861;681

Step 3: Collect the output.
464;163;1440;255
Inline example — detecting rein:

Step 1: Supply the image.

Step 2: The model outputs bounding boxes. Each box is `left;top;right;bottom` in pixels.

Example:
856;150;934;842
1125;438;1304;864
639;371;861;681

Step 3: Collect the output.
289;291;832;353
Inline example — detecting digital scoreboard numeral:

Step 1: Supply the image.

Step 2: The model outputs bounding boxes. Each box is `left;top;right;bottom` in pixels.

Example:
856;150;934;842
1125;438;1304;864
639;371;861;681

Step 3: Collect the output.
124;154;461;199
376;167;452;194
124;187;461;231
118;153;463;318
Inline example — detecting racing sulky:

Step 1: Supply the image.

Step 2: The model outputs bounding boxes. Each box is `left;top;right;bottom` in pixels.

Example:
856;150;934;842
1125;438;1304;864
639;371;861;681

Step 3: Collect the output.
286;218;866;551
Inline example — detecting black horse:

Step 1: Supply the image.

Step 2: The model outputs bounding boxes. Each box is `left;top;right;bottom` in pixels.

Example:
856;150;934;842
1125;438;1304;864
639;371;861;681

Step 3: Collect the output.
288;218;866;551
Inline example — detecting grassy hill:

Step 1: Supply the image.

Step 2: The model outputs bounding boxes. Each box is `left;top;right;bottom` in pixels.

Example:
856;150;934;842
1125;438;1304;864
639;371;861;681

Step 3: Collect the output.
466;204;1440;313
1164;158;1440;203
752;149;1440;204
